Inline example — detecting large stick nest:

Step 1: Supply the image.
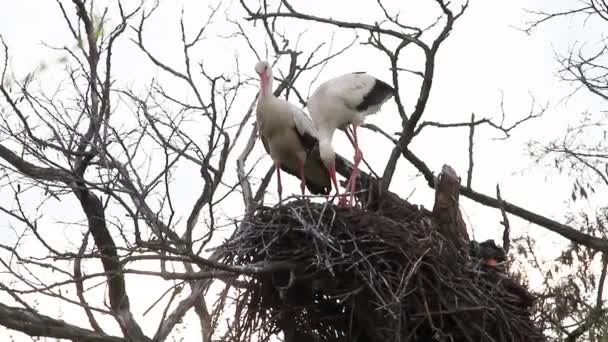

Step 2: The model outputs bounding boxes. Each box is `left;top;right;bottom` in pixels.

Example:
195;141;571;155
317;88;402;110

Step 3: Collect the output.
220;186;544;342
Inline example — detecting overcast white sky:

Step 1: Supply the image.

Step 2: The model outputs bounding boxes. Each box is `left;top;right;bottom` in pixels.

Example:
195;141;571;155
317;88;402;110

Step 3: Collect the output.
0;0;605;340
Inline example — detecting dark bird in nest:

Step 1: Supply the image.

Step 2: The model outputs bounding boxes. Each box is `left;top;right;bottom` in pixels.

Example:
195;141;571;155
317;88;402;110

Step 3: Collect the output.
470;239;507;267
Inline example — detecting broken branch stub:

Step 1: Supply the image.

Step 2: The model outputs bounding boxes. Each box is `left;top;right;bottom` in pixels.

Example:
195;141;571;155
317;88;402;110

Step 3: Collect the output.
432;164;470;245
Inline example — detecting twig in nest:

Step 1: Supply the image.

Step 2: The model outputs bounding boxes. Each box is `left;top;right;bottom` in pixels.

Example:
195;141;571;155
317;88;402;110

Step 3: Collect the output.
497;184;511;253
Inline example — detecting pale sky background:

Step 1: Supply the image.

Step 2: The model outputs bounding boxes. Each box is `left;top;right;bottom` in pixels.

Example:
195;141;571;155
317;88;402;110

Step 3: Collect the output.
0;0;605;340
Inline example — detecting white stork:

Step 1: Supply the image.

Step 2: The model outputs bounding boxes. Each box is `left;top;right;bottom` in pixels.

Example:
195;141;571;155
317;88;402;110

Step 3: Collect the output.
307;72;395;205
254;61;331;202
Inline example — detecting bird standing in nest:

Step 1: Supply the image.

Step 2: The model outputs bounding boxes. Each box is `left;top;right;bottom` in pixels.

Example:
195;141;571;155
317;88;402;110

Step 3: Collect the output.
307;71;395;206
470;239;507;270
254;61;331;202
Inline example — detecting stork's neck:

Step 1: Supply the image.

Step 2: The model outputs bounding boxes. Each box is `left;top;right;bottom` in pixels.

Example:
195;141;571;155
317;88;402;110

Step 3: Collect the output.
259;72;273;98
317;128;334;146
318;134;336;168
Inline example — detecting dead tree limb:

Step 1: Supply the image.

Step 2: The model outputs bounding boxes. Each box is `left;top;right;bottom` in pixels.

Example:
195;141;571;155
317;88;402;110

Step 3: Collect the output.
467;113;475;188
432;165;470;244
403;148;608;253
496;185;511;253
0;302;126;342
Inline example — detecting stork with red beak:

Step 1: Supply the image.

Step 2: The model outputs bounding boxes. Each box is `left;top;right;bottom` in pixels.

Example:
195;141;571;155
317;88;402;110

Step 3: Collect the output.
307;72;395;205
254;61;331;202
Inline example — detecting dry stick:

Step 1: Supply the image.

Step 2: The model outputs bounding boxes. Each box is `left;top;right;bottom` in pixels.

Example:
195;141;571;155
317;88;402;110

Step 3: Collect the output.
467;113;475;188
143;283;182;317
496;184;511;253
237;123;258;210
74;232;104;334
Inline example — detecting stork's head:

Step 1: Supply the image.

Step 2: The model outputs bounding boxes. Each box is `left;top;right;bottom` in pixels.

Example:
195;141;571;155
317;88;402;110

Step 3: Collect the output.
255;61;272;96
255;60;271;78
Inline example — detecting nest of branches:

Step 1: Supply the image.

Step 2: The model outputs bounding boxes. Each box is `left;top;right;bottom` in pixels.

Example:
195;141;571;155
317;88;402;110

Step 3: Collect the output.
220;180;544;342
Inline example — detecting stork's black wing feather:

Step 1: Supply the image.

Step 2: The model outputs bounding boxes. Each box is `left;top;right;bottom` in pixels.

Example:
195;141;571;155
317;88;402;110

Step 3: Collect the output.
289;104;320;154
294;130;318;154
280;157;331;195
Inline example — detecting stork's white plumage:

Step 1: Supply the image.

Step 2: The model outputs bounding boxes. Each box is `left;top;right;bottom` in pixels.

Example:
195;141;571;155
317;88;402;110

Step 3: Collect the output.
307;72;395;205
254;61;331;202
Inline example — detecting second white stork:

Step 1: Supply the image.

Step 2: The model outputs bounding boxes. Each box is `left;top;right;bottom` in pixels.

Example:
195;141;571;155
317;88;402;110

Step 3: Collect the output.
254;61;331;202
307;71;395;205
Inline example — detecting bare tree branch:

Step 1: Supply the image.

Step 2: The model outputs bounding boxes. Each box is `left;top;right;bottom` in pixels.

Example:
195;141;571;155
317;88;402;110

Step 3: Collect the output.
467;113;475;188
0;302;126;342
382;0;469;188
402;148;608;252
496;184;511;254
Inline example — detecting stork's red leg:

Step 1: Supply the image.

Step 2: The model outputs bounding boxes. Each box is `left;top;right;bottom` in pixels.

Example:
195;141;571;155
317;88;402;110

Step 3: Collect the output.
275;160;283;203
328;165;348;207
345;124;363;206
343;130;357;206
352;124;363;166
346;168;359;206
297;159;306;196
